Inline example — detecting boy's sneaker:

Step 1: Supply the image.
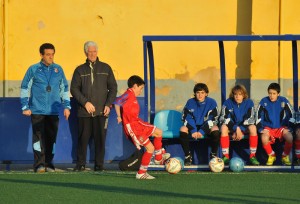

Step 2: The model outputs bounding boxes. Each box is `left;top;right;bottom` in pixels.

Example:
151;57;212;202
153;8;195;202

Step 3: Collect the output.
136;172;155;179
154;153;171;165
36;165;45;173
222;156;230;165
184;154;192;166
210;153;217;160
249;156;260;165
281;155;291;166
266;155;276;165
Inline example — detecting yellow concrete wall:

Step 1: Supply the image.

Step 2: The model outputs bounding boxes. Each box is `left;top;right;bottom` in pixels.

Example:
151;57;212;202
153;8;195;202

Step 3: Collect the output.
251;0;280;80
3;0;237;81
1;0;4;82
1;0;300;102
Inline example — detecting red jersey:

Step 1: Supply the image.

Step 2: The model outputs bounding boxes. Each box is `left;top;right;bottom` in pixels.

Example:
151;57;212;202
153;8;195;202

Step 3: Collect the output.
114;88;140;125
114;88;155;148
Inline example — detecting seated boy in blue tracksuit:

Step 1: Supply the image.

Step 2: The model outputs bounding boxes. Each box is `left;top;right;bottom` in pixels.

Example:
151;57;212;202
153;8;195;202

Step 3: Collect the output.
256;83;294;165
179;83;220;165
219;84;260;165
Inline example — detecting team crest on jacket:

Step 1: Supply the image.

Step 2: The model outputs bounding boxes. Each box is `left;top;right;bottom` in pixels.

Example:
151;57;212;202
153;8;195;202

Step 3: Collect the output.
139;137;144;142
54;68;58;73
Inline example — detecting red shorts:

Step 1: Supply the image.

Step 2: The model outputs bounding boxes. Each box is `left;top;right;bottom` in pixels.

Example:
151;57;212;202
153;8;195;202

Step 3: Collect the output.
264;127;286;144
124;121;156;149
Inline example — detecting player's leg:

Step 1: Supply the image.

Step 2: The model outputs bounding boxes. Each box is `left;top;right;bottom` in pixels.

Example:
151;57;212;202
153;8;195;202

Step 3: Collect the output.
294;127;300;165
152;128;170;164
220;124;230;164
179;126;192;165
261;129;276;165
136;141;155;179
208;126;220;159
281;129;293;165
248;124;260;165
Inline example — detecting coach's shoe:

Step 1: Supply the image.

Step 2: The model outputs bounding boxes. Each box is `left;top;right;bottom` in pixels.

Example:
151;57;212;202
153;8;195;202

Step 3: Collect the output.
154;153;171;165
281;155;292;166
293;158;300;166
73;164;86;171
222;156;230;165
36;165;46;173
136;172;155;179
184;154;192;166
249;156;260;166
94;165;104;171
46;164;55;172
266;155;276;165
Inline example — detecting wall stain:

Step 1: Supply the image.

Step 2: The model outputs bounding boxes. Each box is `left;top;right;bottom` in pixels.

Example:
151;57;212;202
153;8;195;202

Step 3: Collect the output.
97;15;104;25
175;67;189;81
38;21;45;29
155;85;172;96
192;66;220;93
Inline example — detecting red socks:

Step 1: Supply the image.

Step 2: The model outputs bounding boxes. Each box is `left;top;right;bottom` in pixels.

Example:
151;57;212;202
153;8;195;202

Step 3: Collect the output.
138;151;152;174
220;136;230;158
249;135;258;158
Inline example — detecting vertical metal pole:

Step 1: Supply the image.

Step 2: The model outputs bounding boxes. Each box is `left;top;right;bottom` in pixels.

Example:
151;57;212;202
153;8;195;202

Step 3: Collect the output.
143;41;148;122
147;41;155;123
292;40;299;111
218;41;226;105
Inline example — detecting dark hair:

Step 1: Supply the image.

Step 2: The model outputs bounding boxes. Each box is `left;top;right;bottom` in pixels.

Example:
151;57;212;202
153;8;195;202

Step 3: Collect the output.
193;83;209;94
39;43;55;55
127;75;145;88
268;83;280;93
229;84;248;99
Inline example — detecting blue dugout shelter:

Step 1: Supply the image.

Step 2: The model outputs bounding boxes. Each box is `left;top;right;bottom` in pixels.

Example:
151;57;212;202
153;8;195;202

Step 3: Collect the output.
143;35;300;123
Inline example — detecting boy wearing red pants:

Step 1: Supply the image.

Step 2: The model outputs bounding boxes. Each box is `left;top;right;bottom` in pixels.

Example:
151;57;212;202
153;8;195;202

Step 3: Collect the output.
256;83;294;165
114;75;170;179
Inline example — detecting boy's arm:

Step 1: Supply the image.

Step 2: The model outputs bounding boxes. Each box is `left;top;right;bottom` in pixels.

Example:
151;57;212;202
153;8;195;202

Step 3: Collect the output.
255;104;264;133
219;104;236;131
182;103;197;134
241;100;256;131
114;104;122;124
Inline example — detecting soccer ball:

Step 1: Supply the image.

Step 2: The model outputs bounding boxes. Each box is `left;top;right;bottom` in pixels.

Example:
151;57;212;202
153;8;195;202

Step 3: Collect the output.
165;157;183;174
229;157;244;172
209;157;224;173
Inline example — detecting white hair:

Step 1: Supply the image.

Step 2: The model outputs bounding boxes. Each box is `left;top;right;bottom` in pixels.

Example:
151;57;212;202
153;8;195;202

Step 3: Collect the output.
84;41;98;54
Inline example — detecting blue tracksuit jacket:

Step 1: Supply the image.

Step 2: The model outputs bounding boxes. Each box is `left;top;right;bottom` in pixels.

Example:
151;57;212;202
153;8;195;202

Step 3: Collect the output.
256;96;294;133
219;98;255;132
20;61;71;115
182;97;219;135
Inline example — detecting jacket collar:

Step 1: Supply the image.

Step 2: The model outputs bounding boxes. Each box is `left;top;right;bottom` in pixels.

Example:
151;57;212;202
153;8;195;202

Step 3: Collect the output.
85;57;100;65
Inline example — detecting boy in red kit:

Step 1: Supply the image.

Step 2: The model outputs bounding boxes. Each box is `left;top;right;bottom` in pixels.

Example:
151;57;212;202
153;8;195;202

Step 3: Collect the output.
114;75;170;179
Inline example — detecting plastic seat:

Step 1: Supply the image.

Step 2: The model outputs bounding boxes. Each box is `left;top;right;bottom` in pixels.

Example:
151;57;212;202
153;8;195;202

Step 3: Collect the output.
153;110;183;138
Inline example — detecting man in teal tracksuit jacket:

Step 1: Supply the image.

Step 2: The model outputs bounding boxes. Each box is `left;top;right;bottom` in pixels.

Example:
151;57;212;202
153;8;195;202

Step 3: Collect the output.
20;43;71;173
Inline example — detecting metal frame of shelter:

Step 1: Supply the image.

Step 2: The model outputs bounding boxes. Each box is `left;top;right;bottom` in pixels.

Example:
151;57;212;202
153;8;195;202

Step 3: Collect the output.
143;35;300;123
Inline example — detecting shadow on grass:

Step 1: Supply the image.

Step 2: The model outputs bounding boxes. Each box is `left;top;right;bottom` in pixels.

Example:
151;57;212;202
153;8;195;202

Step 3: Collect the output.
0;174;295;204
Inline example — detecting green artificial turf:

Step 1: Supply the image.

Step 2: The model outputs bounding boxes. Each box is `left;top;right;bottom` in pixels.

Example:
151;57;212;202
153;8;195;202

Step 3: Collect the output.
0;171;299;204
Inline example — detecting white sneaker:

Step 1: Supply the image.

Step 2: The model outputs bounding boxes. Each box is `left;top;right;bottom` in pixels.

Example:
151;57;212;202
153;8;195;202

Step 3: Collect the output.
154;153;171;165
46;167;55;172
136;172;156;179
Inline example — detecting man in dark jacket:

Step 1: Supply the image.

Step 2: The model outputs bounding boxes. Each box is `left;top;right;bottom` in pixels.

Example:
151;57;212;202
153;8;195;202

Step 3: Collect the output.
71;41;117;171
